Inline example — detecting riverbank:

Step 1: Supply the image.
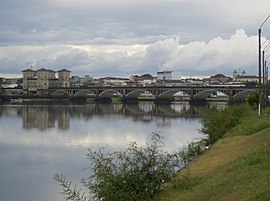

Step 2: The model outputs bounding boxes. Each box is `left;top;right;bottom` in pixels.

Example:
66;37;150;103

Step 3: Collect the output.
153;106;270;201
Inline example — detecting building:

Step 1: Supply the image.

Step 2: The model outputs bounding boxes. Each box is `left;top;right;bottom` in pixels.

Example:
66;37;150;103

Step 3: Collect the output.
58;69;71;88
183;78;204;86
100;77;130;87
22;68;71;95
232;70;260;83
70;75;93;87
156;79;185;87
157;71;172;80
130;74;157;86
208;74;231;84
233;75;259;83
0;77;22;88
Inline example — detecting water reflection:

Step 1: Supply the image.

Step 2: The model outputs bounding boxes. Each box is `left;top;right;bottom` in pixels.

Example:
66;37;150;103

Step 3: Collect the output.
0;102;224;131
0;101;226;201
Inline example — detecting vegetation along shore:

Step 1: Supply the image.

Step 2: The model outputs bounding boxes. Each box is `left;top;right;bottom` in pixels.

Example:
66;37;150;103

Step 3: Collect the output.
153;104;270;201
56;102;270;201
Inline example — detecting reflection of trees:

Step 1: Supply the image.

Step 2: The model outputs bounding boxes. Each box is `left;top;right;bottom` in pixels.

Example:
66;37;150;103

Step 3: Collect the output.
2;101;227;131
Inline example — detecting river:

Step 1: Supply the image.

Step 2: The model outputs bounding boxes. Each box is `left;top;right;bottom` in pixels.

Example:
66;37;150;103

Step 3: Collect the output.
0;101;226;201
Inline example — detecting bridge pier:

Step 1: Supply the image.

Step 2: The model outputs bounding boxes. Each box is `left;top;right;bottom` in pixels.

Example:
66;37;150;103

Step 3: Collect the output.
189;89;195;101
229;89;234;102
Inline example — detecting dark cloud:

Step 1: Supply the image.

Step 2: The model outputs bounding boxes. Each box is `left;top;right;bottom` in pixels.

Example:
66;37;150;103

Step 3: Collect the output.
0;0;269;77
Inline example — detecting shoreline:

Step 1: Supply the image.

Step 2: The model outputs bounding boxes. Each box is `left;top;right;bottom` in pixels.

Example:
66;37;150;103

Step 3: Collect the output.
153;106;270;201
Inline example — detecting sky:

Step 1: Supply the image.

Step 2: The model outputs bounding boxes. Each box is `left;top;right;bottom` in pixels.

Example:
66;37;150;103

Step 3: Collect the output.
0;0;270;79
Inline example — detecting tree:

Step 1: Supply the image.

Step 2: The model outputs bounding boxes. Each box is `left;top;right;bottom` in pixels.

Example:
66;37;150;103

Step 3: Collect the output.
246;92;259;106
16;78;23;89
55;133;183;201
200;104;249;144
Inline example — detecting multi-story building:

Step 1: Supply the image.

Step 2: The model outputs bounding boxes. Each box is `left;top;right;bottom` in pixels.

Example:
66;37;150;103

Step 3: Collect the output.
70;75;93;87
232;70;260;83
209;74;231;84
157;71;172;80
22;68;71;95
130;74;157;86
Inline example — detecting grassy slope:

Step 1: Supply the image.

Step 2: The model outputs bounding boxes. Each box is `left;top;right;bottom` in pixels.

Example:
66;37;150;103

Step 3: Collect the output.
153;108;270;201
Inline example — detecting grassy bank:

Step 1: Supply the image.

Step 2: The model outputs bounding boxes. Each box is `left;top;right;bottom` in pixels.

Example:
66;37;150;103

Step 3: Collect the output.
153;105;270;201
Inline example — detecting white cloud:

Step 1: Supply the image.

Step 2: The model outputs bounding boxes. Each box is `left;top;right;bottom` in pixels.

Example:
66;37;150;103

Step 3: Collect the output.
144;29;258;76
0;29;259;77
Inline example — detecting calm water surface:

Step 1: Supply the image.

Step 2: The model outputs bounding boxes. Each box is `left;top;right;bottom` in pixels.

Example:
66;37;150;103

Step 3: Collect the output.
0;101;225;201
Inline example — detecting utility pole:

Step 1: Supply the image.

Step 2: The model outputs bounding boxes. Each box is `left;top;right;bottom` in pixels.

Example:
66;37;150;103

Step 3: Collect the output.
258;14;270;115
258;28;262;115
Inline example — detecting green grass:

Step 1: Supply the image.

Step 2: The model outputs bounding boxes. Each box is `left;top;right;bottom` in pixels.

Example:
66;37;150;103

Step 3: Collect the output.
152;105;270;201
225;106;270;137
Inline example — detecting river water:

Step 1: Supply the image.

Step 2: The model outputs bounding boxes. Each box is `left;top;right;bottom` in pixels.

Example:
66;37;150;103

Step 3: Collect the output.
0;101;226;201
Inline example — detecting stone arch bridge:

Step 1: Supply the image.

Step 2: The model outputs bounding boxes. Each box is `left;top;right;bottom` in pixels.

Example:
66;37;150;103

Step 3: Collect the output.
48;86;258;102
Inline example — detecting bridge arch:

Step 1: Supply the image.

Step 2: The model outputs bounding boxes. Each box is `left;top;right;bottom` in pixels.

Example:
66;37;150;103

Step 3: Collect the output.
232;89;257;102
74;90;96;98
158;89;183;99
126;89;150;99
51;90;71;98
194;89;229;100
99;89;123;98
194;89;218;100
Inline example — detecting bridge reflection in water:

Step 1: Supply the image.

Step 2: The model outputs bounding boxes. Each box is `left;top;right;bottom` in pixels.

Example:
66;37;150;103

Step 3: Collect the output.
7;102;227;130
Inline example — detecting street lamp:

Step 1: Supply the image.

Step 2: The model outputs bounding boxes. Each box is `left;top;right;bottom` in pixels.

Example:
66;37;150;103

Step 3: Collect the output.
258;14;270;115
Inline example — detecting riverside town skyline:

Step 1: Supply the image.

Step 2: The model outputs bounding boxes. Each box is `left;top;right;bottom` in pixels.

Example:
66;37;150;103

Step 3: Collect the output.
0;67;262;103
0;68;260;89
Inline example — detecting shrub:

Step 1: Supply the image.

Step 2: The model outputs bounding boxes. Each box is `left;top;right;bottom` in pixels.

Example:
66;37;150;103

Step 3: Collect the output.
55;133;183;201
200;104;249;144
178;140;208;165
246;92;259;106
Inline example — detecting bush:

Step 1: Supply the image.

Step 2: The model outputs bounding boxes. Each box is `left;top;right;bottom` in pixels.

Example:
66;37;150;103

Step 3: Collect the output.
178;140;208;165
200;104;249;144
55;133;183;201
246;92;259;106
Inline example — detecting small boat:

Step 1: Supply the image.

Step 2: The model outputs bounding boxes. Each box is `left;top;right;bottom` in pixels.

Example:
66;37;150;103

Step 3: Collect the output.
10;98;23;104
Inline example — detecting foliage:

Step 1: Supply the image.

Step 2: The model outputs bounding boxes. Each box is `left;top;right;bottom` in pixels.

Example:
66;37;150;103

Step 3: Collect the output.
244;81;258;88
200;104;250;144
54;174;88;201
227;106;270;137
178;140;208;165
55;133;185;201
153;124;270;201
16;78;23;88
246;92;259;106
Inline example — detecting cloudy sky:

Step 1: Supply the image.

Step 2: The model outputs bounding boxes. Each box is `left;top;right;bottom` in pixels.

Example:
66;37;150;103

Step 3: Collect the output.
0;0;270;78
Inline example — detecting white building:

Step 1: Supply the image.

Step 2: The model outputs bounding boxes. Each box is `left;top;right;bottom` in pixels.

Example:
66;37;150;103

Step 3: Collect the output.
157;71;172;80
232;70;259;83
